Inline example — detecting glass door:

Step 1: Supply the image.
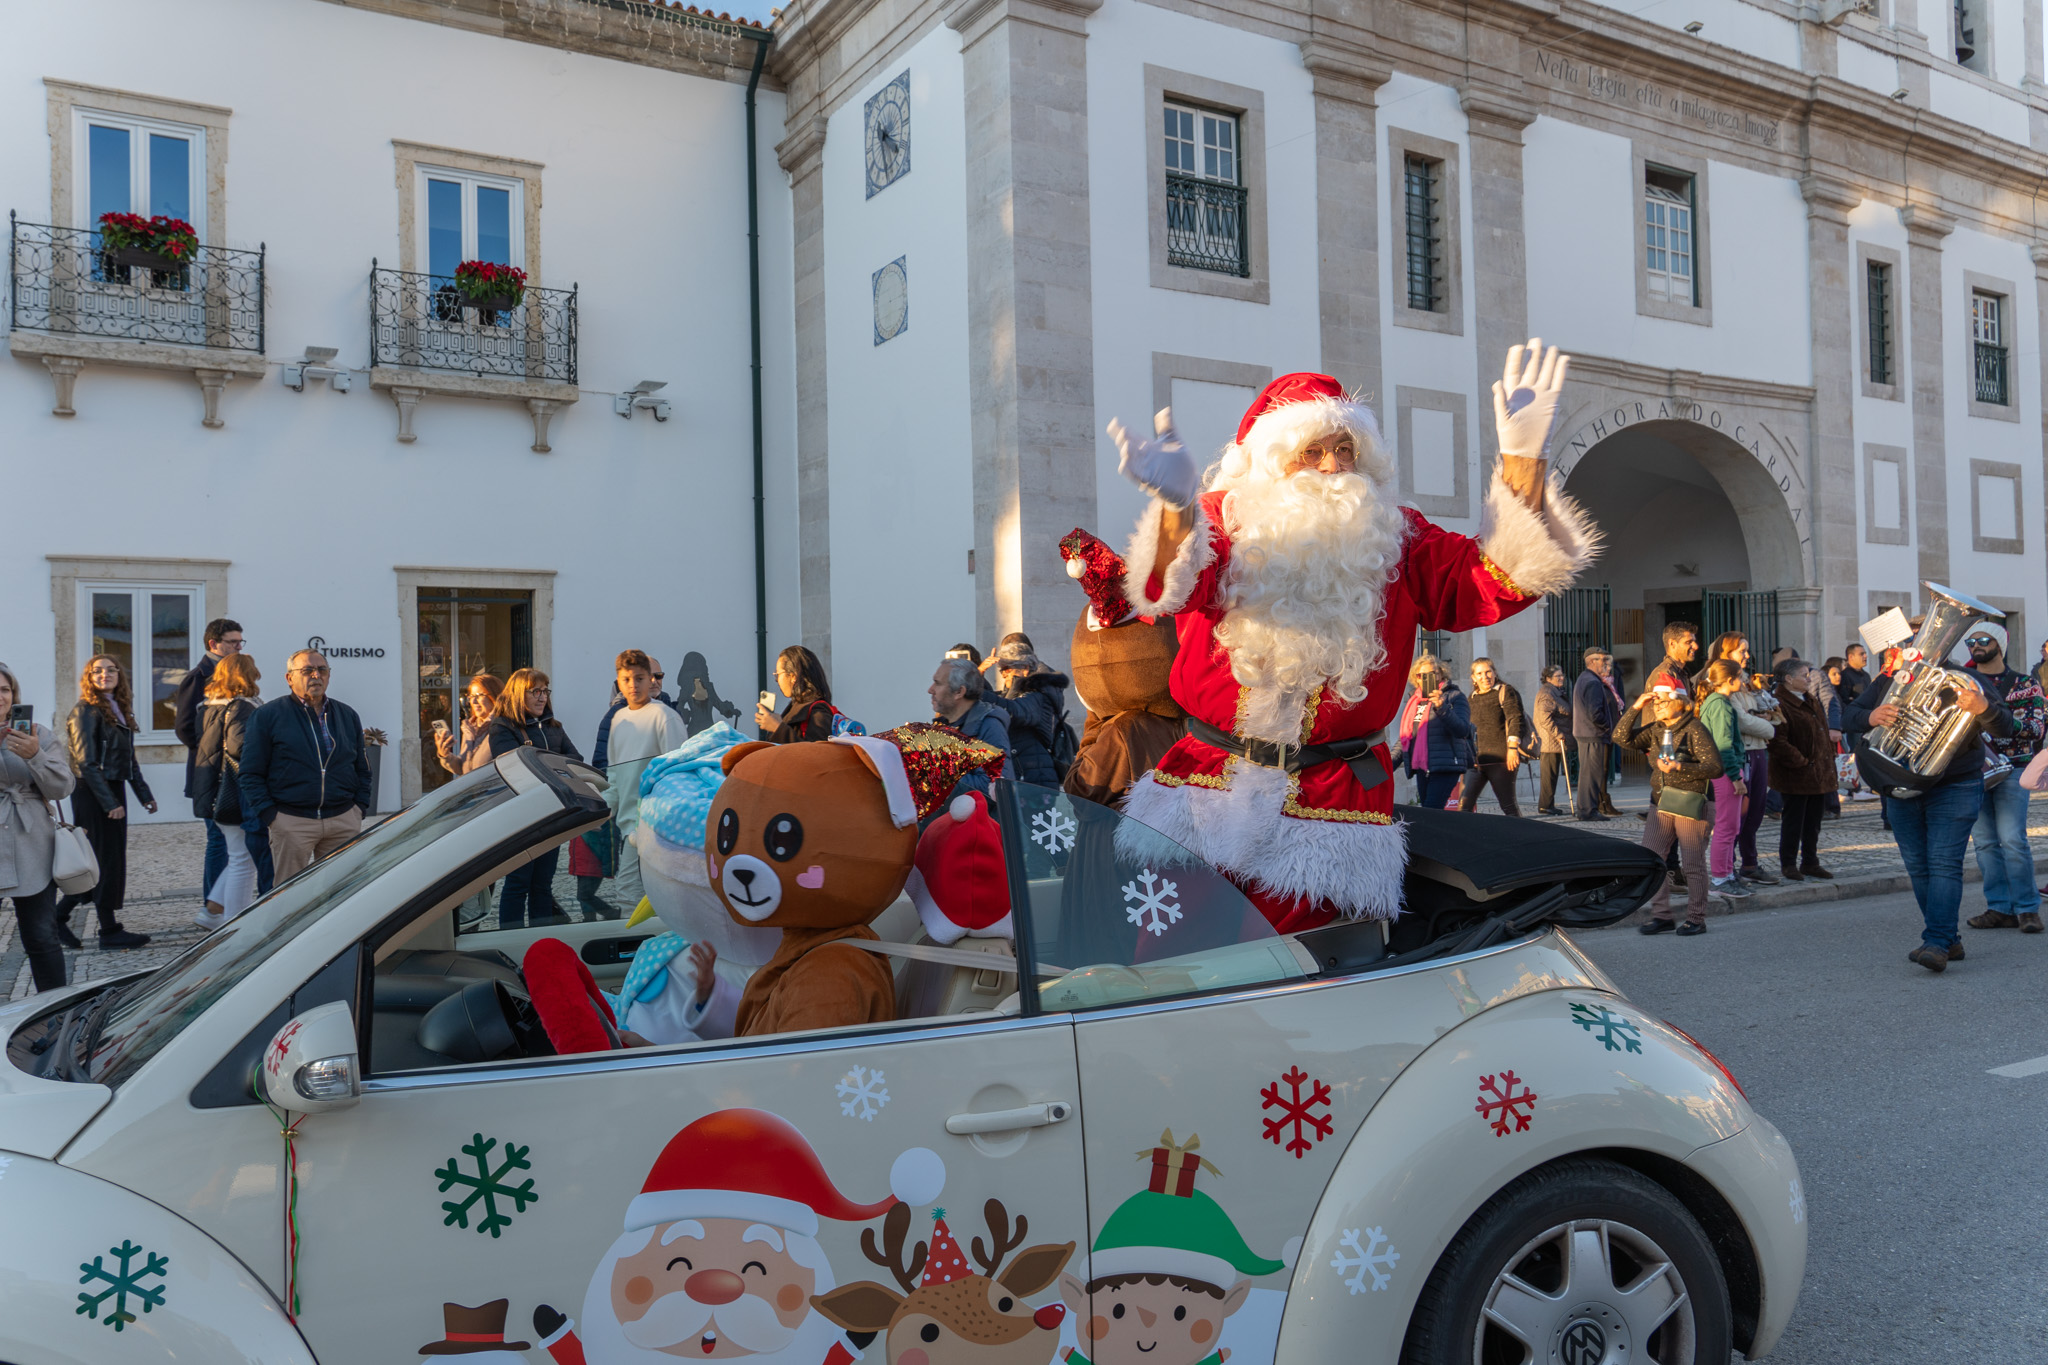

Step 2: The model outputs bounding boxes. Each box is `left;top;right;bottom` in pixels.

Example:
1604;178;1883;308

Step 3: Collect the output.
417;589;532;794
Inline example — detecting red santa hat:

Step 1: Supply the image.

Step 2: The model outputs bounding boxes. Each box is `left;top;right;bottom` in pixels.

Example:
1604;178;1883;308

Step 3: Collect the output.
905;791;1014;945
1061;528;1138;629
921;1210;973;1287
1225;372;1387;484
625;1109;946;1238
833;723;1006;828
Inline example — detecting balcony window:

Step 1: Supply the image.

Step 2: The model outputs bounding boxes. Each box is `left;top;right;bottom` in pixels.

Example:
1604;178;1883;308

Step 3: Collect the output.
1163;101;1247;278
1644;167;1696;307
1972;290;2008;407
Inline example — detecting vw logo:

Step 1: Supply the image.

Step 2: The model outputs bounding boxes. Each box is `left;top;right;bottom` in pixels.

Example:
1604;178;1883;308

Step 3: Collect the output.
1559;1318;1607;1365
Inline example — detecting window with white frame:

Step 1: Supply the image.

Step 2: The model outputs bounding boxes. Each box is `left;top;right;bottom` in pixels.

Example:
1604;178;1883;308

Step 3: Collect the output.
418;167;523;281
80;583;203;739
1972;290;2008;406
1162;101;1247;278
1643;167;1695;306
1164;102;1237;185
75;107;206;238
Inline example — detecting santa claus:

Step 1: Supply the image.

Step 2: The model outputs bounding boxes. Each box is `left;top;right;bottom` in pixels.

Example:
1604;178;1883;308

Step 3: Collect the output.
534;1108;945;1364
1107;341;1598;930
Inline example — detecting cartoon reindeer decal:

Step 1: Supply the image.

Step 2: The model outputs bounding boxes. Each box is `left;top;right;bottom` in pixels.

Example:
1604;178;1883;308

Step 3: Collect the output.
813;1198;1075;1365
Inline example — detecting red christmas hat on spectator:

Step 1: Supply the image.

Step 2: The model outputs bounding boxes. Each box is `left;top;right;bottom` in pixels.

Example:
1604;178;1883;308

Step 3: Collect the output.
906;791;1014;945
1235;372;1347;444
1061;528;1138;628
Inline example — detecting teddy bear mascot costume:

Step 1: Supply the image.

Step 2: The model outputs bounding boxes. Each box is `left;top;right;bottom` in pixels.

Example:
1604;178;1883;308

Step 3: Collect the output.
1107;341;1599;931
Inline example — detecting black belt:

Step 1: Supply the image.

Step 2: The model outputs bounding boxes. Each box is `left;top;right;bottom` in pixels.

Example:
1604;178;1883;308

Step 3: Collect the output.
1185;716;1391;792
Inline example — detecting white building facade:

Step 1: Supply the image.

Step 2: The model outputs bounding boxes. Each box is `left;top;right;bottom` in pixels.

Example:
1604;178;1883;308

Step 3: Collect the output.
6;0;2047;821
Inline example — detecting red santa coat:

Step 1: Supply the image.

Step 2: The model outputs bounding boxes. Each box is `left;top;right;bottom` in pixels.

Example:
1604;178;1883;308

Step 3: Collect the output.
1120;474;1597;929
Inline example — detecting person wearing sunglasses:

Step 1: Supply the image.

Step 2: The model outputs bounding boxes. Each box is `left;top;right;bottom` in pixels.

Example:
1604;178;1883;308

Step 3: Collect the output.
239;649;374;881
1959;622;2046;935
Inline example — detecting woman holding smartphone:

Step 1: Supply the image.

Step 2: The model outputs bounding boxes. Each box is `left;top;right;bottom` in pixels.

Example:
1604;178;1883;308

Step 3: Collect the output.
0;662;78;991
437;672;503;776
56;655;154;950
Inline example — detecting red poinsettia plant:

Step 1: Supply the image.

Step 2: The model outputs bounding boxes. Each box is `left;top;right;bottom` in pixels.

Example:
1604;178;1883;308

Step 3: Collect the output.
97;212;198;263
453;259;527;307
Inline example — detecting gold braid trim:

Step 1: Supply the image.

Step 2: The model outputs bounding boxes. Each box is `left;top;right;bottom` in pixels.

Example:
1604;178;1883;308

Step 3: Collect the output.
1478;553;1532;599
1283;773;1397;823
1147;757;1237;790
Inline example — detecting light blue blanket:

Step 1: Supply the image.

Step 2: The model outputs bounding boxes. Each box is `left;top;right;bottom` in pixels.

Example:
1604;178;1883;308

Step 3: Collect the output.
638;721;749;850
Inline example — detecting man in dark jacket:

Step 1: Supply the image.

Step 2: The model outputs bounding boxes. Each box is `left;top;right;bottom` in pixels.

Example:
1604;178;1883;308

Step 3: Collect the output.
992;641;1072;788
1846;650;2013;972
1532;664;1575;815
1647;622;1699;697
1571;649;1622;821
240;649;374;881
1957;622;2046;934
172;618;243;904
1459;657;1527;817
930;655;1012;814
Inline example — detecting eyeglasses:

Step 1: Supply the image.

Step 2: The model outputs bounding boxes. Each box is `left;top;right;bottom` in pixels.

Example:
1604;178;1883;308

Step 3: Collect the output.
529;686;552;695
652;674;664;682
290;666;331;676
1966;636;1996;646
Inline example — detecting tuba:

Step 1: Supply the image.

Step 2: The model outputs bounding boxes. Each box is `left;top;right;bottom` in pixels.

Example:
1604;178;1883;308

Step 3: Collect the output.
1858;582;2005;798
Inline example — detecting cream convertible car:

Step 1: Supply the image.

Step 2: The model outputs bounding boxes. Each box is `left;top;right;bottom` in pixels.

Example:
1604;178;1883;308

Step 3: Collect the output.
0;751;1803;1365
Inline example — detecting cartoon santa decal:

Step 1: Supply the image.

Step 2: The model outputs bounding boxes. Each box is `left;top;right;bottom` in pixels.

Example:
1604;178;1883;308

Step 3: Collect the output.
1107;344;1598;930
534;1108;945;1364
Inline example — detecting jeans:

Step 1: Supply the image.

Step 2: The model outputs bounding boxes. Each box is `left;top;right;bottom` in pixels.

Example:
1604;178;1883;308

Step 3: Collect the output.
1972;775;2040;916
210;828;259;919
202;818;227;904
1642;808;1711;925
498;846;562;929
1886;778;1986;951
245;823;275;897
1460;762;1522;816
9;881;67;991
1418;770;1464;809
1574;740;1610;817
1735;751;1770;870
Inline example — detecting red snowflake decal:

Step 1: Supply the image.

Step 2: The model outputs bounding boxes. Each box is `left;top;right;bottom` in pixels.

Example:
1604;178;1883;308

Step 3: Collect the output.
265;1020;303;1077
1261;1065;1334;1158
1475;1070;1537;1136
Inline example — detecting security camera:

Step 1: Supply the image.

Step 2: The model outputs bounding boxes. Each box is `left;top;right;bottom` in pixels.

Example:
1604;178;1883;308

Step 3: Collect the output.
614;380;672;421
284;346;352;393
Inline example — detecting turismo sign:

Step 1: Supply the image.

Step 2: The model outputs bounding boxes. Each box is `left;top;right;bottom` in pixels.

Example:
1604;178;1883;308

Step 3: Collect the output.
306;634;386;660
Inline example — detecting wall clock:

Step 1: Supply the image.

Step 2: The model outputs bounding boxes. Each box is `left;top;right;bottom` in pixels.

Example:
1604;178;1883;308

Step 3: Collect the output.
864;71;911;199
873;257;908;345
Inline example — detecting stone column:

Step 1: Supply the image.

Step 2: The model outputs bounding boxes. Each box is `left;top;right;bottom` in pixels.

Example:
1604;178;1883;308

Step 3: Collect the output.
1901;200;1954;598
1458;85;1536;473
776;116;833;675
1801;175;1861;656
1779;585;1824;666
1301;39;1390;406
2032;243;2048;563
947;0;1102;673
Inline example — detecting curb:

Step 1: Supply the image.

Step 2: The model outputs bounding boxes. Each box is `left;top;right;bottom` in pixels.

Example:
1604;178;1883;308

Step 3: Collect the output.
1613;865;1987;925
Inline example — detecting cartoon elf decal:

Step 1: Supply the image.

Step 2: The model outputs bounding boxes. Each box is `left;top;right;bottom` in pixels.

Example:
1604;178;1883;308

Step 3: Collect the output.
1057;1133;1283;1365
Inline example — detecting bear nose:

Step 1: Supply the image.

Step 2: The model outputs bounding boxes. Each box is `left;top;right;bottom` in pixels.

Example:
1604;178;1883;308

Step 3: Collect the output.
731;867;756;888
1033;1304;1066;1330
685;1269;746;1305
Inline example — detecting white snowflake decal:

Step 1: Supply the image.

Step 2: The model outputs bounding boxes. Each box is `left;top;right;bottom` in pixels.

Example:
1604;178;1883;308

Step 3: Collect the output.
1030;807;1078;855
835;1065;890;1121
1331;1227;1399;1293
1788;1178;1805;1225
1122;868;1183;936
0;1154;11;1182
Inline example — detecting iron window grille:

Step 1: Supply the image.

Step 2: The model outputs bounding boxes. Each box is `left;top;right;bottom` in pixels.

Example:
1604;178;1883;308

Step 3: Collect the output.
1403;154;1444;312
1163;102;1247;277
1643;168;1695;306
369;262;576;384
1544;586;1613;678
8;214;264;353
1702;589;1781;666
1866;260;1893;386
1972;291;2007;406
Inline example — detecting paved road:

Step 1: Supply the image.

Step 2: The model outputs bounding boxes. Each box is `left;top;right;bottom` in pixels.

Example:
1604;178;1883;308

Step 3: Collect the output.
1576;893;2048;1363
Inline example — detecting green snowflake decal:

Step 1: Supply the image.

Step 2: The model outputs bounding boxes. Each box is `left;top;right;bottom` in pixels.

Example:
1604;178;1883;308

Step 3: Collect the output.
77;1239;168;1331
1569;1002;1643;1054
436;1133;538;1237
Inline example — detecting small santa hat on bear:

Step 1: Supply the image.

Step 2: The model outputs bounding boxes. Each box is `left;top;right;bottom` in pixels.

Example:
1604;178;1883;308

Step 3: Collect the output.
905;790;1014;945
1061;528;1138;629
625;1107;946;1238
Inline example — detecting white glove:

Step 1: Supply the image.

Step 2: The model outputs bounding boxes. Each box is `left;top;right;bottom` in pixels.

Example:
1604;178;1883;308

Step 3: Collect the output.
1490;338;1570;464
1108;407;1199;510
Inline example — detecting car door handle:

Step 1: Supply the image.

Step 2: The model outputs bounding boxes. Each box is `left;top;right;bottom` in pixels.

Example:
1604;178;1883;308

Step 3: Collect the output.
945;1101;1073;1135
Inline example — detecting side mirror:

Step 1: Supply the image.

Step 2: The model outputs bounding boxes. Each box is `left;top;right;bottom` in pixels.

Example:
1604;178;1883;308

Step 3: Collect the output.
260;1001;361;1113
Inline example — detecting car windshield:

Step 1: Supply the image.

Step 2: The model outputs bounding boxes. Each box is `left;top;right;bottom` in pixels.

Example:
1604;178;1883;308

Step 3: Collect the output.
1001;783;1312;1011
86;766;521;1089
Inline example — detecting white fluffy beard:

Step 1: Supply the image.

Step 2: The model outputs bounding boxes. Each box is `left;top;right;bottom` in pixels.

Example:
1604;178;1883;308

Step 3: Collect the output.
1212;466;1406;744
578;1229;844;1363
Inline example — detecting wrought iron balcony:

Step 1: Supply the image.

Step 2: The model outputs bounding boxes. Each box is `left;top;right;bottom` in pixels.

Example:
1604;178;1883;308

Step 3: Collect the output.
369;263;576;384
1165;172;1249;278
8;215;264;353
1974;340;2008;406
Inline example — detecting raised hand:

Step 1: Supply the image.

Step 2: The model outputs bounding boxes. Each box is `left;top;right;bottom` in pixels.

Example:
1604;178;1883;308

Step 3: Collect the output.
1491;339;1570;508
1108;407;1199;510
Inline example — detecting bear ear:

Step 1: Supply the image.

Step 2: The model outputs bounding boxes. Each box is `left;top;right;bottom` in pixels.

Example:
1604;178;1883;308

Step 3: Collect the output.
721;740;776;775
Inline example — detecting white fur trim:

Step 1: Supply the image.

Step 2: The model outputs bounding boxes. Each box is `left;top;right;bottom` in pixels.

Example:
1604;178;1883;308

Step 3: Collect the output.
1088;1245;1237;1289
1233;394;1394;491
1125;498;1216;616
625;1189;819;1238
830;734;918;827
1478;469;1601;598
905;865;1014;944
1119;765;1408;920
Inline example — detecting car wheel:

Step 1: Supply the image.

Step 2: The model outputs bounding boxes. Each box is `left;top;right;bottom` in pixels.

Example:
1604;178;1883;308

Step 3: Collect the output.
1399;1157;1732;1365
